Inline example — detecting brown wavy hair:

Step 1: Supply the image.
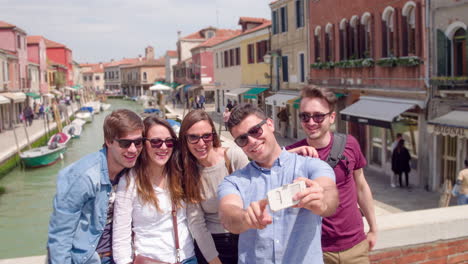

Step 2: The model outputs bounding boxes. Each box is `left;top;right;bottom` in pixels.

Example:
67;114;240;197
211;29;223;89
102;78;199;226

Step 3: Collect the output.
130;115;185;211
179;109;221;203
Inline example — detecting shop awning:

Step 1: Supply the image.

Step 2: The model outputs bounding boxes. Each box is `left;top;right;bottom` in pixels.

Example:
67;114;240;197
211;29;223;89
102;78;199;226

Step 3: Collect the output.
43;93;55;98
64;86;77;92
225;88;250;97
427;110;468;138
149;83;172;91
50;90;62;96
340;96;424;129
2;92;26;103
265;93;297;107
183;85;192;93
0;95;10;105
243;87;268;99
25;92;41;99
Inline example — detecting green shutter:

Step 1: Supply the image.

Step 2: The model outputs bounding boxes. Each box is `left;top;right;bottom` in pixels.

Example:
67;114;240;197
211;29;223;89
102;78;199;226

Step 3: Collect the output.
437;29;449;76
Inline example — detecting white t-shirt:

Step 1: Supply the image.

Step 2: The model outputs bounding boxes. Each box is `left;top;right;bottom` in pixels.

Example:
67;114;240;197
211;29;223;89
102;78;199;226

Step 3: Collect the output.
113;170;194;264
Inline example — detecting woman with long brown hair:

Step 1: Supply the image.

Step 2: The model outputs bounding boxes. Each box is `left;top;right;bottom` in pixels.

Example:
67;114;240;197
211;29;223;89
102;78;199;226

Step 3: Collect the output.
180;109;249;264
112;116;197;264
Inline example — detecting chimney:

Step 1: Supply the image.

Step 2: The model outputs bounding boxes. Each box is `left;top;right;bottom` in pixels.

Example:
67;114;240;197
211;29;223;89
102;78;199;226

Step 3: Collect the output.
177;31;181;39
138;54;142;61
145;46;154;60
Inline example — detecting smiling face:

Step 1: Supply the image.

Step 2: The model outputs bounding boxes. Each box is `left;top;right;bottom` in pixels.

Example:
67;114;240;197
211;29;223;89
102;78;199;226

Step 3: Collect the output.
300;97;336;142
230;114;277;167
185;120;215;161
145;124;174;168
106;129;143;172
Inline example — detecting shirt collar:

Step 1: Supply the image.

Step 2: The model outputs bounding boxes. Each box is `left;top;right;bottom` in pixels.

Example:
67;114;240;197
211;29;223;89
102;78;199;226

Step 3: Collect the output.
99;147;111;185
251;150;291;171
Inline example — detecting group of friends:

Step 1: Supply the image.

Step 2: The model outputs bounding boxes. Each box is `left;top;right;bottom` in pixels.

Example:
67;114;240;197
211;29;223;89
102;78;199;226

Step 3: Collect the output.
47;85;377;264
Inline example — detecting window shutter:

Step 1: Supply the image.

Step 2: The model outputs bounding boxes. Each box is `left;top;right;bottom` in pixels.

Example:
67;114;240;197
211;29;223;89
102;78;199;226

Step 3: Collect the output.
382;19;388;58
394;8;400;57
359;23;366;58
436;29;449;76
285;6;288;32
346;23;352;59
282;56;289;82
370;14;375;58
273;11;278;34
296;0;300;28
415;2;422;56
401;15;408;56
340;29;345;60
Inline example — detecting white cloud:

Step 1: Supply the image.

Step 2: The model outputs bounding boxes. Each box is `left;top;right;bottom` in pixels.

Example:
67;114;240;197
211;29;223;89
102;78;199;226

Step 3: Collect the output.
0;0;272;62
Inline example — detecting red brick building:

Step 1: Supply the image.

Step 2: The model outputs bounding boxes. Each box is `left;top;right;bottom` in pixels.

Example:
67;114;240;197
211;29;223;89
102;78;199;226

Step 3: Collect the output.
44;38;73;86
308;0;429;187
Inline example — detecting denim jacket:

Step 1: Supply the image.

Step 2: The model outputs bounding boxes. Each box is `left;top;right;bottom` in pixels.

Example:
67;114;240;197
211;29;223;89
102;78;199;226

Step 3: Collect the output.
47;148;111;264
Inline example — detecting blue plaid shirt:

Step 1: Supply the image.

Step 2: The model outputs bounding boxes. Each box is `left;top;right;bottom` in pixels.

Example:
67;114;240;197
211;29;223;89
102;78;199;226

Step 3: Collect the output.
218;150;335;264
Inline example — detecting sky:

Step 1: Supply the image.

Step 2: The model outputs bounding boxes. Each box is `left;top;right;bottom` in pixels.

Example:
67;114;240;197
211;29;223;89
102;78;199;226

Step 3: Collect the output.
0;0;272;63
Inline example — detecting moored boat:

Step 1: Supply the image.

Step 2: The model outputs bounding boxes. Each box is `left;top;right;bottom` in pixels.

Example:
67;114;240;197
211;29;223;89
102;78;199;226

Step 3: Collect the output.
63;123;82;138
76;107;93;123
100;103;111;111
19;144;67;168
47;132;71;148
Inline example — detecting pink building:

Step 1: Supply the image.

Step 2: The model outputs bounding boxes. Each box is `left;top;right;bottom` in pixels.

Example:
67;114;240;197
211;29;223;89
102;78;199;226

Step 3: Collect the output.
27;36;48;94
0;20;28;91
45;38;73;86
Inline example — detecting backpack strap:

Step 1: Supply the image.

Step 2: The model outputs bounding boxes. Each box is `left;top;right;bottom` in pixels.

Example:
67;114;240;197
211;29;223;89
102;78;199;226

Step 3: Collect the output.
224;147;233;174
326;133;350;175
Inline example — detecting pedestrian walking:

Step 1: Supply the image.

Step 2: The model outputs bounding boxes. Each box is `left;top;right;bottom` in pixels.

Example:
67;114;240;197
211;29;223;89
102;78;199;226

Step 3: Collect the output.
223;107;231;131
286;86;377;264
277;107;289;138
392;139;411;188
199;94;205;109
390;133;403;188
455;160;468;205
226;100;233;111
23;105;34;126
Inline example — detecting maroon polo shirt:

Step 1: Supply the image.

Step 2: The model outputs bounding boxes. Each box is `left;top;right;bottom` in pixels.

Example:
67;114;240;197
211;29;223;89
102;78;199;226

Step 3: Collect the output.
286;133;367;252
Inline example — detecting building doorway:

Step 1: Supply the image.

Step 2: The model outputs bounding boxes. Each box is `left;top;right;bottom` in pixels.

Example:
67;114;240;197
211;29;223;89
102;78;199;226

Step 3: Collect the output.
441;136;457;185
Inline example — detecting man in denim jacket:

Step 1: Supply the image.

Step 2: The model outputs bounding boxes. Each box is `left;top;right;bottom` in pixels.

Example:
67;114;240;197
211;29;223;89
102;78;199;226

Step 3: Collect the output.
47;109;144;264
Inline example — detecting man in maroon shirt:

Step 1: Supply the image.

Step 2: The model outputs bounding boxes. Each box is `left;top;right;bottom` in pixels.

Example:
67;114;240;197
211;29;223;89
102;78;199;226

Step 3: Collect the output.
286;85;377;264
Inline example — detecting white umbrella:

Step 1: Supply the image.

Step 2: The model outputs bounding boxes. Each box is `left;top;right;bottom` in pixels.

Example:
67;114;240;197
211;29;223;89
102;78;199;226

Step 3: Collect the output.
149;83;171;91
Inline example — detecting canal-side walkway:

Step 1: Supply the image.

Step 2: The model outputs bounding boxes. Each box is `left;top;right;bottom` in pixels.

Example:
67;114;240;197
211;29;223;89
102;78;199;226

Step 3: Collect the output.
0;103;79;166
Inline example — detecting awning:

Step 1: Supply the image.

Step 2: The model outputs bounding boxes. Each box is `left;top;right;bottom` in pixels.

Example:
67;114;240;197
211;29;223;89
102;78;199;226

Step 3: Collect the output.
50;90;62;96
183;85;192;93
64;86;77;92
427;110;468;138
149;83;172;91
340;96;424;128
25;92;41;99
43;93;55;98
2;92;26;103
243;87;268;99
0;95;9;105
265;93;297;107
225;88;250;97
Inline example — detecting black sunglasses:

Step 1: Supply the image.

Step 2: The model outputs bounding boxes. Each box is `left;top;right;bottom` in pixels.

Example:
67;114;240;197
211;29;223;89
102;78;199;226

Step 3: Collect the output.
299;112;333;123
114;138;144;148
146;138;176;149
234;119;267;147
186;132;215;144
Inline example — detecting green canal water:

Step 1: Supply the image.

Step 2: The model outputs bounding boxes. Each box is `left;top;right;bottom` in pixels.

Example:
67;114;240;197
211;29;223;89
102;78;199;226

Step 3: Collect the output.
0;99;143;259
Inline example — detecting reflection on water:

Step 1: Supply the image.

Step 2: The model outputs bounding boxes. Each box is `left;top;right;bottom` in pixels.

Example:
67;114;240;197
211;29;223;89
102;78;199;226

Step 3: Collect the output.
0;99;143;259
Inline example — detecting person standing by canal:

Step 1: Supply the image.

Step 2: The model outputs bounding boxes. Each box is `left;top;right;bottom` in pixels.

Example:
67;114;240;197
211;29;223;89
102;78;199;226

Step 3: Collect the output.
180;109;249;264
112;116;197;264
47;109;144;264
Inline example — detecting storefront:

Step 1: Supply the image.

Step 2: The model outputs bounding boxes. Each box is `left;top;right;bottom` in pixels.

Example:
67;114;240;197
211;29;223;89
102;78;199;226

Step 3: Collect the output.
265;92;298;138
427;110;468;190
224;88;249;107
0;95;10;132
2;92;27;129
340;96;426;186
243;87;269;110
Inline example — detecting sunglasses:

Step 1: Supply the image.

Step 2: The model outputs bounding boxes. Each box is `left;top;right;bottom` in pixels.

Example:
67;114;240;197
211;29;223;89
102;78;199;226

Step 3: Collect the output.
298;112;332;123
234;119;267;147
114;138;144;148
186;132;215;144
146;138;176;149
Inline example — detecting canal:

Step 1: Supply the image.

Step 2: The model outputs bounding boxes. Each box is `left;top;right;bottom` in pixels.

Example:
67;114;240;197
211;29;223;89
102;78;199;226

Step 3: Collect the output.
0;99;143;259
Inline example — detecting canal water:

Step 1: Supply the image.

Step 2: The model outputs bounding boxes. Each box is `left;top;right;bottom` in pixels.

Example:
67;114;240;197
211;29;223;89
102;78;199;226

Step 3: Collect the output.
0;99;143;259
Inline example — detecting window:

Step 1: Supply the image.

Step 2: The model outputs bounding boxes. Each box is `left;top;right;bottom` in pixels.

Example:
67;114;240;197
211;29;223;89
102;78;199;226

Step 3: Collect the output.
382;7;395;57
361;13;372;58
325;24;333;61
104;72;107;80
95;75;100;81
350;16;360;59
314;26;321;62
3;61;9;81
282;56;289;82
248;44;255;64
339;19;348;60
453;28;467;76
206;31;215;39
230;49;235;66
143;72;147;81
216;53;219;68
83;76;87;81
299;53;305;83
17;35;21;49
272;10;279;35
256;40;269;63
224;50;229;67
235;48;240;65
295;0;304;28
402;3;416;56
280;6;288;33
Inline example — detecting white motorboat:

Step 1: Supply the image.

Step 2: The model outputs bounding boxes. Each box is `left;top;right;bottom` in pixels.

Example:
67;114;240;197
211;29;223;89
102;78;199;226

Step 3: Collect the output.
63;123;83;138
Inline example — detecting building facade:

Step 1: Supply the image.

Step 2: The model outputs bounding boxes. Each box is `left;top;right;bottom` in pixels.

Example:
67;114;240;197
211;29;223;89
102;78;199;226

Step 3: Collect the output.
0;21;28;91
26;36;48;94
426;0;468;191
165;50;178;83
269;0;309;139
44;38;73;87
308;0;429;188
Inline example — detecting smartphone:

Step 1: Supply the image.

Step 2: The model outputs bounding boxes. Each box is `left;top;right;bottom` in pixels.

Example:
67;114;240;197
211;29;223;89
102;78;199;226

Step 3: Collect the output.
267;181;306;212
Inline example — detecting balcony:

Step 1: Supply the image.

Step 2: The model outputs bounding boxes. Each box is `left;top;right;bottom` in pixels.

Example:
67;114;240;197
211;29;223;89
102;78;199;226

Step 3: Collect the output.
430;76;468;97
